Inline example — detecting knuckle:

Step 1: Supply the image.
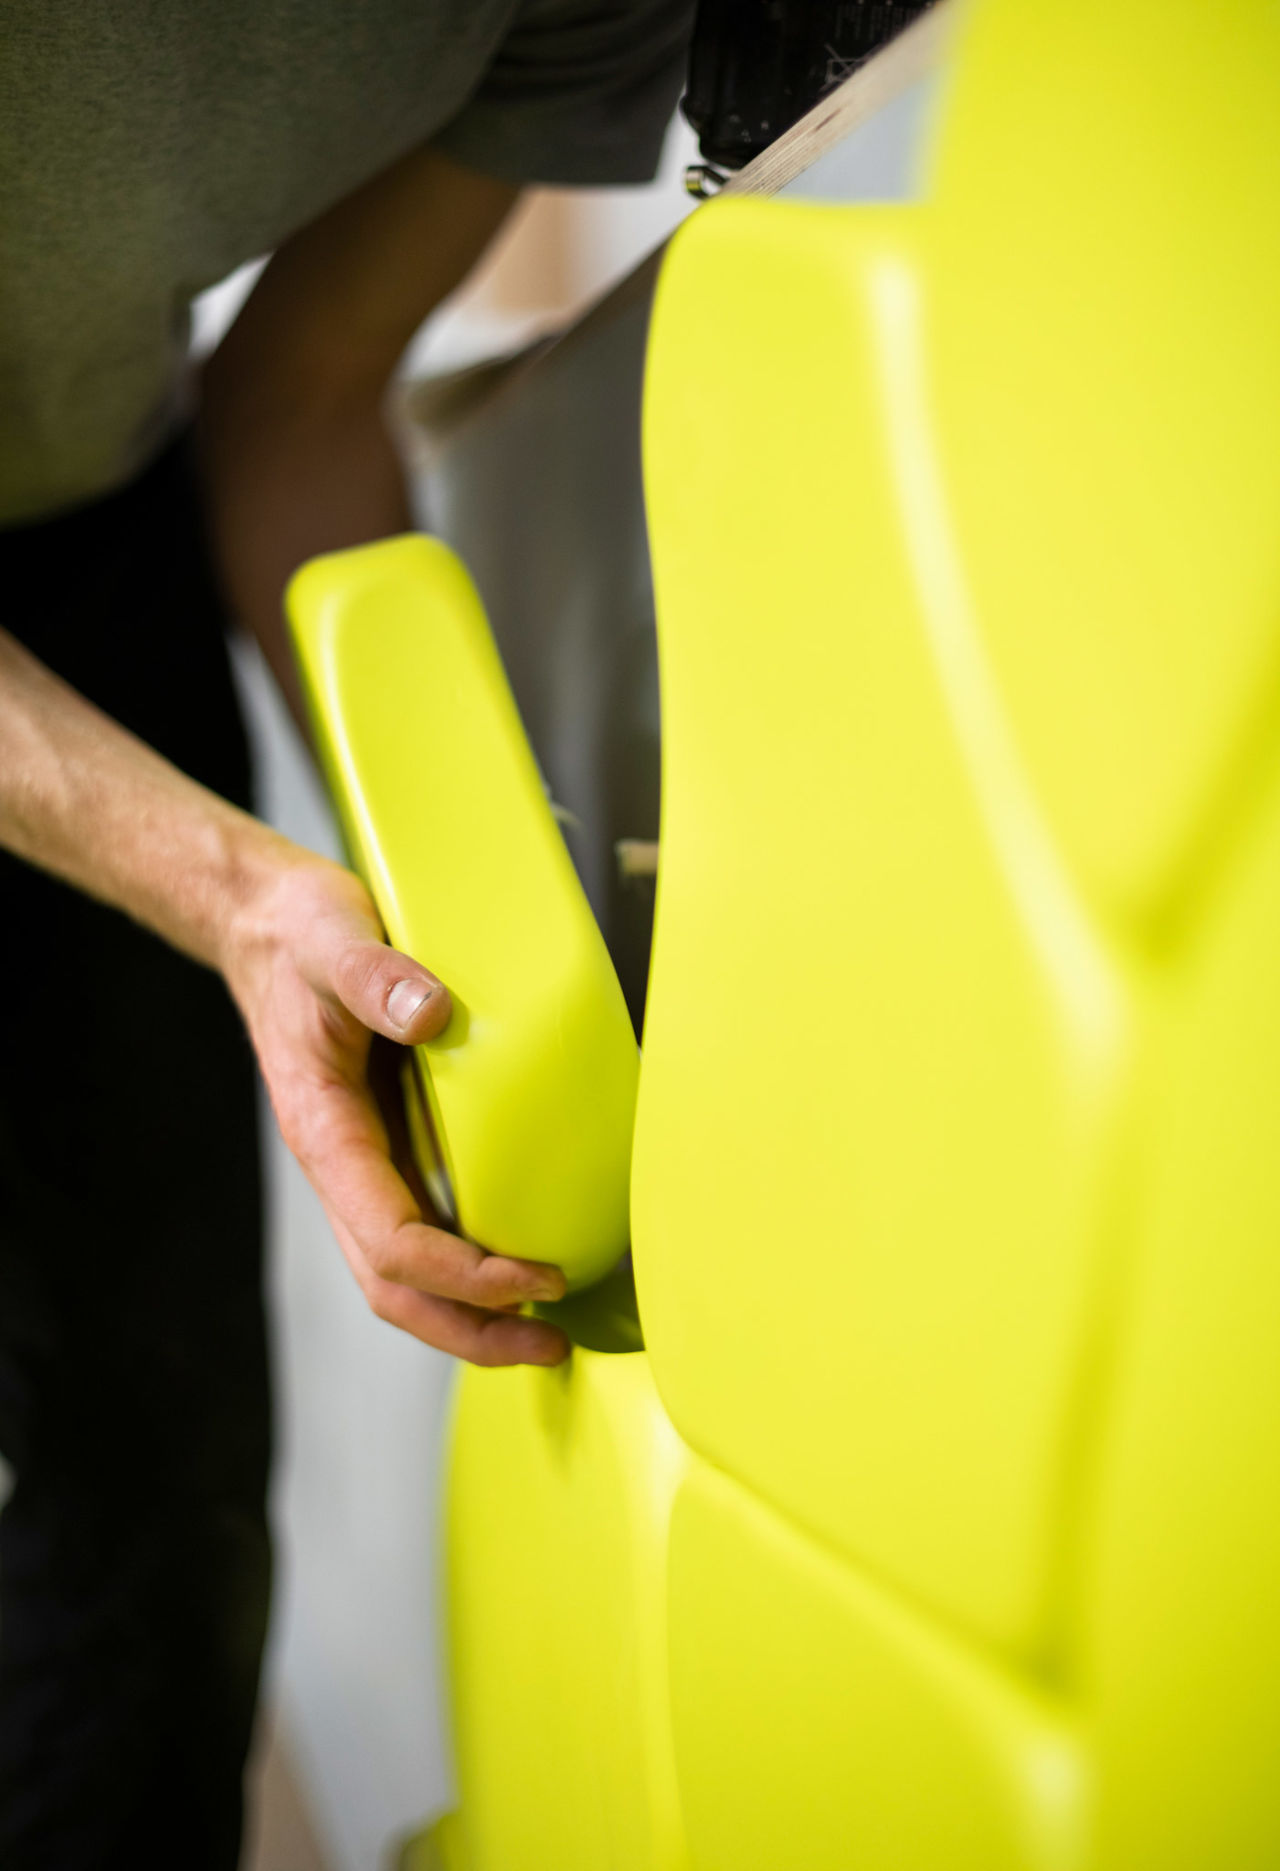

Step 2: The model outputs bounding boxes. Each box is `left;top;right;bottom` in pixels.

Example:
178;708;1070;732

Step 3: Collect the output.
362;1237;395;1283
473;1261;520;1306
467;1343;508;1369
360;1268;402;1326
271;1074;350;1173
464;1321;516;1368
334;942;384;1011
285;1118;326;1177
367;1288;397;1326
364;1227;410;1287
274;1102;311;1164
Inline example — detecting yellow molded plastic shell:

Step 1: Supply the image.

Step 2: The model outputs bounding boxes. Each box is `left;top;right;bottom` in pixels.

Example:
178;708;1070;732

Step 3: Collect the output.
287;535;637;1287
349;0;1280;1861
637;191;1129;1655
442;1350;689;1871
667;1462;1083;1871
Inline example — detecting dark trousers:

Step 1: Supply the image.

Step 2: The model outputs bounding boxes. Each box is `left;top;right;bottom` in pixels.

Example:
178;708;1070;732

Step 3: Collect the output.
0;441;271;1869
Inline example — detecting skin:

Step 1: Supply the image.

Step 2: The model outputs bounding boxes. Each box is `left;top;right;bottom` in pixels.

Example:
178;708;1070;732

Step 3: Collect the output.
0;144;570;1366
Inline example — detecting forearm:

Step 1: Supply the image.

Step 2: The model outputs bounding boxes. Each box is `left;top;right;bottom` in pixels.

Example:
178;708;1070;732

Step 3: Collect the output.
1;144;566;1363
0;624;289;968
197;142;519;727
198;386;410;730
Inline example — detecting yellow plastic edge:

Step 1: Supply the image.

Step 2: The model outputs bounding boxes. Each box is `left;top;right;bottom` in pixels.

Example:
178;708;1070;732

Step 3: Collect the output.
287;533;638;1286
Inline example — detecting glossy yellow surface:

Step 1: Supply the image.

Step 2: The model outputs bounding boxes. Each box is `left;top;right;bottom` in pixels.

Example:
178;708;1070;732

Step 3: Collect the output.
1087;759;1280;1868
637;189;1132;1653
636;0;1280;1654
628;0;1279;1857
310;0;1280;1862
929;0;1280;923
288;535;638;1286
668;1463;1085;1871
442;1345;689;1871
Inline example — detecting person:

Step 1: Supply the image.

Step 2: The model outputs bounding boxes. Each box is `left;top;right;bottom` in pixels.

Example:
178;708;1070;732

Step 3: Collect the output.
0;2;692;1862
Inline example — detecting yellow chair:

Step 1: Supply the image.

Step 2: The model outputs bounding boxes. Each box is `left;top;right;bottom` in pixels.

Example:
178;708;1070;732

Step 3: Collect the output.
293;0;1280;1862
288;536;637;1287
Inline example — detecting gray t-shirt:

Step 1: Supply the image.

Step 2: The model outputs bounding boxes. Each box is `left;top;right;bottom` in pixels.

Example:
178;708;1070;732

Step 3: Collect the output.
0;0;691;524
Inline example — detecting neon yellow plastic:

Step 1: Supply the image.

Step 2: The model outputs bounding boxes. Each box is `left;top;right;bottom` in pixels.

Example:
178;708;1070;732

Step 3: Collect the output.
1086;763;1280;1867
668;1462;1085;1871
635;0;1280;1661
287;536;638;1286
300;0;1280;1862
927;0;1280;924
440;1347;689;1871
638;190;1131;1653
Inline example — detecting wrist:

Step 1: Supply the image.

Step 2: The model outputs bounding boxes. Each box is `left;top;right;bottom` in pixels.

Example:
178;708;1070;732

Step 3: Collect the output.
198;803;308;979
215;823;377;1005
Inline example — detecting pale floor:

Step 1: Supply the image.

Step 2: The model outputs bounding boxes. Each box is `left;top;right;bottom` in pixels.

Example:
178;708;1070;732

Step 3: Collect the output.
244;1715;331;1871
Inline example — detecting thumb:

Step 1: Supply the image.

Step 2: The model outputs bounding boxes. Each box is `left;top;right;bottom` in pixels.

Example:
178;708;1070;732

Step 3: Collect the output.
331;938;453;1044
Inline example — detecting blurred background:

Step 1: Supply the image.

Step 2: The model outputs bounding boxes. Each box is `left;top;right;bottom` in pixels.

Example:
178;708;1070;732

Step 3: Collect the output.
188;106;699;1871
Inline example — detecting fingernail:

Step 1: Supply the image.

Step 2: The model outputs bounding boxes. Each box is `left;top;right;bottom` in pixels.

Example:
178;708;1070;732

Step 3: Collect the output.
529;1275;565;1304
387;979;431;1030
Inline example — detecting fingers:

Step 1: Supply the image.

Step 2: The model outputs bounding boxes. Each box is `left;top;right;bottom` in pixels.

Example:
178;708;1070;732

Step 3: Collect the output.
331;936;452;1045
247;860;570;1366
366;1037;444;1224
330;1213;570;1367
284;1068;567;1311
245;857;450;1046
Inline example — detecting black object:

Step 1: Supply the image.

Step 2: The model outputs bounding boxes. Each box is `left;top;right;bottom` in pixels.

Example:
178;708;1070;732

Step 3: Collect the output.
0;438;270;1871
683;0;934;171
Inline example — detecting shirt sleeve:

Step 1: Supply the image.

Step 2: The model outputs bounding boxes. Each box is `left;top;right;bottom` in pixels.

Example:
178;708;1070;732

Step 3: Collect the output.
433;0;695;187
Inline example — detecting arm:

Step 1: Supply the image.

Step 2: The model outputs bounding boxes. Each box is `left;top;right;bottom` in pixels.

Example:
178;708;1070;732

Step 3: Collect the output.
200;143;520;725
0;145;568;1365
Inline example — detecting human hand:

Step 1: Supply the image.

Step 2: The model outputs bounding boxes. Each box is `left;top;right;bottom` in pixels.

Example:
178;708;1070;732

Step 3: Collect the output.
0;625;566;1366
222;846;570;1366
